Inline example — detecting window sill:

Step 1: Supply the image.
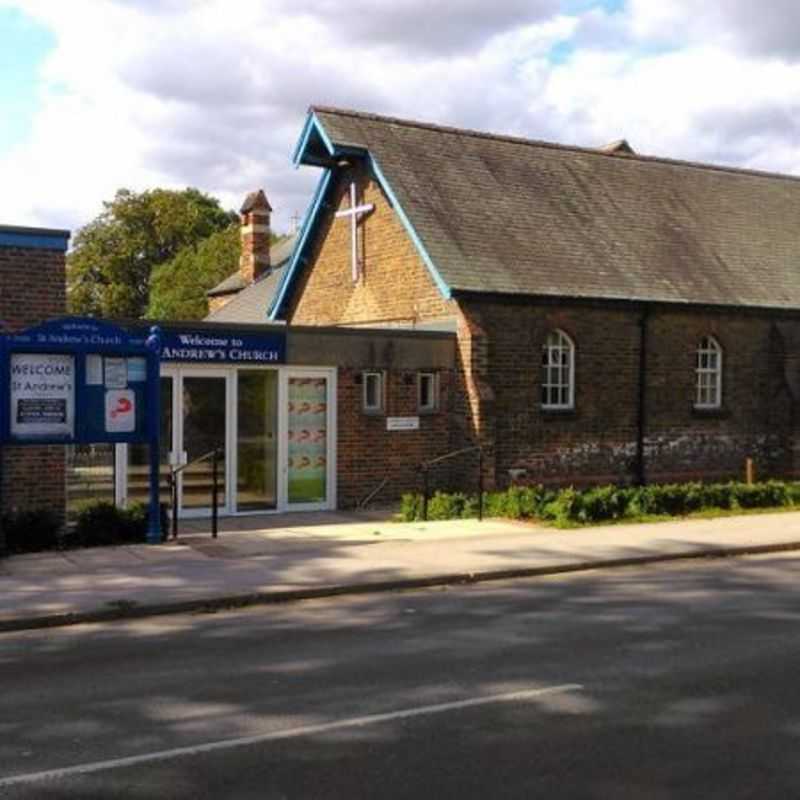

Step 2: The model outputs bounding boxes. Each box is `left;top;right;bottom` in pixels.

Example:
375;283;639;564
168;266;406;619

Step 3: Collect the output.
540;407;577;419
418;408;438;416
362;409;384;417
691;406;730;420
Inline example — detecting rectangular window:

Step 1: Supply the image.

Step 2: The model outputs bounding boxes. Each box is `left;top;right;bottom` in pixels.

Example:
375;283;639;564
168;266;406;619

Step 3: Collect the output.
418;372;437;412
541;330;575;410
362;371;383;413
694;337;722;409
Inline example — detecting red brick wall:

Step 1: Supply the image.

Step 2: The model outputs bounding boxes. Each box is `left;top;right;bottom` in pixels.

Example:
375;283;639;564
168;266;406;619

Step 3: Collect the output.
336;367;453;507
283;162;800;493
288;166;456;327
463;297;799;488
0;244;66;517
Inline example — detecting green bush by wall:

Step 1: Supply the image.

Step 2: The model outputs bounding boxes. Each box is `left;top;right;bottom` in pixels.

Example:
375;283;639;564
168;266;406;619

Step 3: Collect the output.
401;480;800;526
70;500;169;548
0;501;170;558
1;509;63;555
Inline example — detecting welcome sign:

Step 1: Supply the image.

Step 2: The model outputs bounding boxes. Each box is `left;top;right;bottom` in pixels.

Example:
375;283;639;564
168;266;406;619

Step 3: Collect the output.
1;317;158;445
0;316;164;543
160;329;285;364
10;353;76;438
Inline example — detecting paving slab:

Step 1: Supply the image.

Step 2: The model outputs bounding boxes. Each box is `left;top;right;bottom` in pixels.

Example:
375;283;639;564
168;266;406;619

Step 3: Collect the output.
2;511;800;631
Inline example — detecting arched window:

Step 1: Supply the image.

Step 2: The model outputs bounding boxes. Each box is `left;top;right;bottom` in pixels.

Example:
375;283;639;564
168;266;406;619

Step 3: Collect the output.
695;336;722;409
541;329;575;409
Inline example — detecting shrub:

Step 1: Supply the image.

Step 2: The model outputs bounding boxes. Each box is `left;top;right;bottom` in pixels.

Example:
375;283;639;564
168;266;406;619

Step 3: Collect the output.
400;493;423;522
427;491;470;520
1;509;62;555
733;480;790;509
72;500;169;548
398;479;800;526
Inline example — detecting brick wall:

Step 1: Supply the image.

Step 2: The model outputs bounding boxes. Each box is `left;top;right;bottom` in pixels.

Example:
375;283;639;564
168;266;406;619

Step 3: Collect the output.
0;243;67;517
336;367;453;507
288;166;456;327
281;162;800;494
463;297;799;488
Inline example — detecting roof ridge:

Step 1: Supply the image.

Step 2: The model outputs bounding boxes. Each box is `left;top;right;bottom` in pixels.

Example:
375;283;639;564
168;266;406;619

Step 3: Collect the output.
309;105;800;186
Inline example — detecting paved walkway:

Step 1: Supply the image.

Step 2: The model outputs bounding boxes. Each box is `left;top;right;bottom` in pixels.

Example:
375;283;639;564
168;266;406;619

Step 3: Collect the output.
2;510;800;631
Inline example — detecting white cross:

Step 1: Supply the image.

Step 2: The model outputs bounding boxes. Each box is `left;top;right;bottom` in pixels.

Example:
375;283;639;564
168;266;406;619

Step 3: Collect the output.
335;182;374;283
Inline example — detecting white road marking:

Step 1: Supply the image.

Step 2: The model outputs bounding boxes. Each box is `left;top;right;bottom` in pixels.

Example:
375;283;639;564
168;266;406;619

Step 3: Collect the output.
0;683;582;788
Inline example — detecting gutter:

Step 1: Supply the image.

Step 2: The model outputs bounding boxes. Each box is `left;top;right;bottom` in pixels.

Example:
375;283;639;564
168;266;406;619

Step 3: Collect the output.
635;306;650;486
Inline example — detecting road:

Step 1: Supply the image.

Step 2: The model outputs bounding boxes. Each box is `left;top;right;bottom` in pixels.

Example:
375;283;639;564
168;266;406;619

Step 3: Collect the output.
2;552;800;798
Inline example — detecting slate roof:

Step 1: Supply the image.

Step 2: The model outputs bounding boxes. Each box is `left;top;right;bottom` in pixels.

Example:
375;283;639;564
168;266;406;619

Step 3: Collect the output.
306;107;800;311
206;233;297;323
206;272;248;297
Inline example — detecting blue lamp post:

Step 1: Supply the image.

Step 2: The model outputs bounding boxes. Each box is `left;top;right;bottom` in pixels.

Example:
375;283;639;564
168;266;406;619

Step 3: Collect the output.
145;325;162;544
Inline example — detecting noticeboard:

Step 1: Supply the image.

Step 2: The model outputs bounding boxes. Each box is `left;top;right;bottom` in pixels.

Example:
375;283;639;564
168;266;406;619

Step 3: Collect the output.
1;317;159;445
0;316;163;542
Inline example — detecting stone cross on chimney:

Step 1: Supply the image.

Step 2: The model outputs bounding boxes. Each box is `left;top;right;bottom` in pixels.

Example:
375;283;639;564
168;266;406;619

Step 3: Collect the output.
240;189;272;284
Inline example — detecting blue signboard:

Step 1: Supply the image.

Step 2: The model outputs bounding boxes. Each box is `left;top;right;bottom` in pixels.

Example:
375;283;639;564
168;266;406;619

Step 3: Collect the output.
1;317;163;542
2;318;156;445
160;328;285;364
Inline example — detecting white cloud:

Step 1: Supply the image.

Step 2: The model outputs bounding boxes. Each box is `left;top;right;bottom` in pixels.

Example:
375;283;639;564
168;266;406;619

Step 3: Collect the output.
2;0;800;236
628;0;800;59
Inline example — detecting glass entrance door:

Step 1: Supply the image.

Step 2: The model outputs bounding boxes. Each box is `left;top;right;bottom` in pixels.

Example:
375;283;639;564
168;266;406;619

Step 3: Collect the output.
285;372;333;509
179;372;228;514
237;370;279;511
121;366;335;515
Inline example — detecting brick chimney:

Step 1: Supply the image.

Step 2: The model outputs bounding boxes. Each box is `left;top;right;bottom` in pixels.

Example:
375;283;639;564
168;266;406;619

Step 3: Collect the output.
239;189;272;283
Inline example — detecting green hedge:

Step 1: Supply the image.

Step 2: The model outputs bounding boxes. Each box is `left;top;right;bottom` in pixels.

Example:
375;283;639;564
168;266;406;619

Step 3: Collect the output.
400;480;800;526
68;500;169;548
1;509;63;555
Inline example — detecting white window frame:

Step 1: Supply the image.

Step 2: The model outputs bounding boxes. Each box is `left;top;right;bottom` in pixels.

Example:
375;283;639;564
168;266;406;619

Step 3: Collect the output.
541;329;575;410
694;336;722;409
362;371;383;413
417;372;438;413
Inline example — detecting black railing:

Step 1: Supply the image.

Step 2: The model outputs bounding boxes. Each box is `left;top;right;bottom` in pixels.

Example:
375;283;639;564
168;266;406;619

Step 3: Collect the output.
418;445;483;522
167;446;224;539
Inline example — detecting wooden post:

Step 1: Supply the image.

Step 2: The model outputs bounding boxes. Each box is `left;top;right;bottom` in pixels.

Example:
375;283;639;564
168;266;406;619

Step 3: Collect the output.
745;458;755;485
478;447;484;522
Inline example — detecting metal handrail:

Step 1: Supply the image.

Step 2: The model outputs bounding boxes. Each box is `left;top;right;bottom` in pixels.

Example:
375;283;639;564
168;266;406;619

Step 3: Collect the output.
418;444;484;522
171;447;222;476
167;445;224;540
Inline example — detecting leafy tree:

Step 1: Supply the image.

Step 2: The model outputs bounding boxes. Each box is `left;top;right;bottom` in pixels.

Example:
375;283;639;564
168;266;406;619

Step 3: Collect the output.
147;225;240;320
67;188;237;318
148;227;287;321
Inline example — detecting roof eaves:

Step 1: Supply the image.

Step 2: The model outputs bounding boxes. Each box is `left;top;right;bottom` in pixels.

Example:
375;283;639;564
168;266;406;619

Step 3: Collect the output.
292;110;336;168
268;168;334;320
308;105;800;188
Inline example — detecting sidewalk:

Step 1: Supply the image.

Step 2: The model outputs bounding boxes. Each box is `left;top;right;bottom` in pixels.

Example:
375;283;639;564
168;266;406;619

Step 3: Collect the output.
2;510;800;632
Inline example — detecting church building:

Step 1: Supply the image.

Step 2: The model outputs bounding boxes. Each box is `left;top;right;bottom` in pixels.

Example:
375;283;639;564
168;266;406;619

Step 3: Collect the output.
263;106;800;492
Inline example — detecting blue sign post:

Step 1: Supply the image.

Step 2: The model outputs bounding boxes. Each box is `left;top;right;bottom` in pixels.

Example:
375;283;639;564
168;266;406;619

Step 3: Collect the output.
0;317;163;544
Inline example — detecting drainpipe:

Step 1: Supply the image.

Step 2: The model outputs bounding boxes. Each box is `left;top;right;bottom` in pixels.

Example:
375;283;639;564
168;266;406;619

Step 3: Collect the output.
635;306;649;486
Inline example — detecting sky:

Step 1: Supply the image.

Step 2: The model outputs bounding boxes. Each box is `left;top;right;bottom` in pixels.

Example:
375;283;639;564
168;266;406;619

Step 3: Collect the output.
2;0;800;235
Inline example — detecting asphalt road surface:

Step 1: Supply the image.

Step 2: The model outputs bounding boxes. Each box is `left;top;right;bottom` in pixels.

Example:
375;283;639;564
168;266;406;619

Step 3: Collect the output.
3;552;800;798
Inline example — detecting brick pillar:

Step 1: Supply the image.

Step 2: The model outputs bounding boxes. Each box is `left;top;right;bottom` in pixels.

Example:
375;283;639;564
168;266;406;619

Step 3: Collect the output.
239;189;272;284
0;231;69;523
454;305;497;492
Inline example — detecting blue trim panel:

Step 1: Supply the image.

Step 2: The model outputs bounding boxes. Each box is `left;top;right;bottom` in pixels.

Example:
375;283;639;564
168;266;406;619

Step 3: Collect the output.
268;168;333;319
0;231;69;251
274;114;452;318
368;154;452;299
292;112;335;167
